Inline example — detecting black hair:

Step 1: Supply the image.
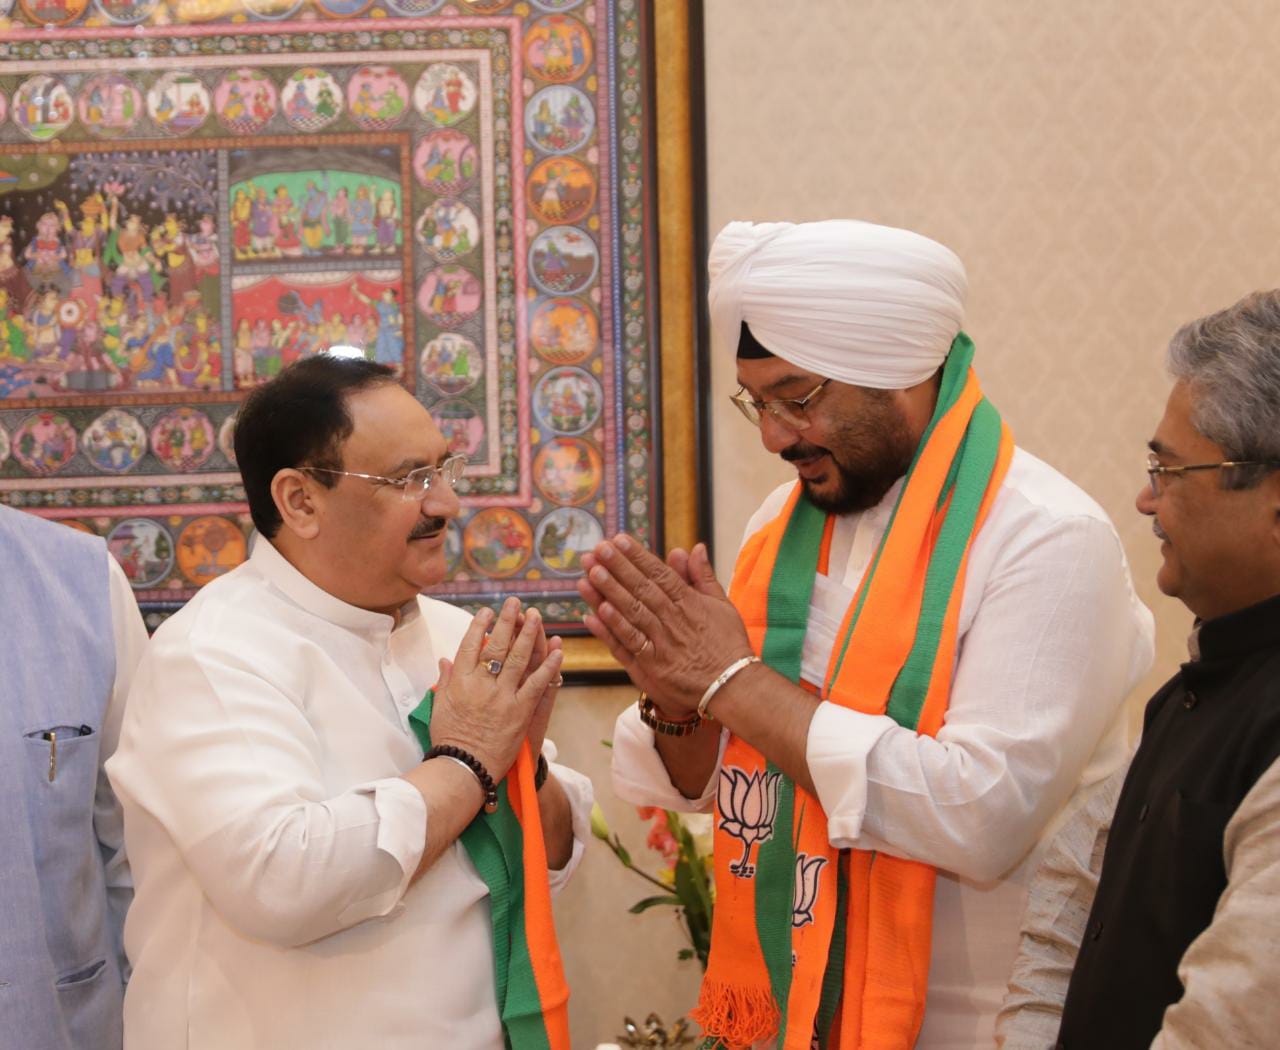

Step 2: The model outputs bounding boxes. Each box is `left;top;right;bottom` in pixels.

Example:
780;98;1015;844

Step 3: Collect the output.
737;321;775;359
234;355;397;538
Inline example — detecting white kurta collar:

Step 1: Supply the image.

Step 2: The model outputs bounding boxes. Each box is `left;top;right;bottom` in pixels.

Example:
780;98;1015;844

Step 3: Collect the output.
250;534;417;636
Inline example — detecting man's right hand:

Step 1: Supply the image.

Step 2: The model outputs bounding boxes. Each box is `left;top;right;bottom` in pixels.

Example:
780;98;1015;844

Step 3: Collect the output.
429;597;563;780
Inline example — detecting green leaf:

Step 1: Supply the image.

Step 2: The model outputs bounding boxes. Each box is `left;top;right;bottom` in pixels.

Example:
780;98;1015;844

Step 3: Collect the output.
629;894;681;914
600;738;614;748
611;836;633;867
677;948;694;961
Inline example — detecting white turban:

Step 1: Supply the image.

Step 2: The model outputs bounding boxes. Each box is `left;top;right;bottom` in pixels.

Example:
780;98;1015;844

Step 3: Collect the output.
708;219;967;389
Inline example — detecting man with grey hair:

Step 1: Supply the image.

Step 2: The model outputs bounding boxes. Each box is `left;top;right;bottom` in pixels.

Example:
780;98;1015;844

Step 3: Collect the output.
998;289;1280;1049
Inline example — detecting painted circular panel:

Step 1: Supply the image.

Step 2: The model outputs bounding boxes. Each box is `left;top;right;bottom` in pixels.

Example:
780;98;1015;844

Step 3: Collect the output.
107;518;174;590
413;130;478;196
458;0;508;9
533;436;602;506
530;296;598;364
78;74;142;139
420;332;482;395
147;72;212;137
317;0;372;16
12;76;75;142
215;69;278;136
347;66;410;132
218;413;237;465
527;156;596;226
282;68;343;132
12;412;77;476
0;93;7;127
533;365;602;435
526;85;594;155
150;407;216;472
531;0;584;10
413;64;478;127
463;508;533;579
386;0;443;13
91;0;157;24
417;265;482;329
177;515;247;586
535;506;602;575
17;0;87;25
529;226;598;296
416;199;480;262
525;15;594;84
81;408;147;474
243;0;303;19
0;422;9;467
433;398;485;458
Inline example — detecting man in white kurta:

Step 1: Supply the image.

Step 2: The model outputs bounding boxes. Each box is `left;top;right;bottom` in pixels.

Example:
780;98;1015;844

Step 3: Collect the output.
590;220;1154;1047
108;355;592;1049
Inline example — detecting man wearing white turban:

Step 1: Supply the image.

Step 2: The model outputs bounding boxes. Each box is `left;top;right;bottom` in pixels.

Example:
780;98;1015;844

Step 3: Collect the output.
582;220;1154;1048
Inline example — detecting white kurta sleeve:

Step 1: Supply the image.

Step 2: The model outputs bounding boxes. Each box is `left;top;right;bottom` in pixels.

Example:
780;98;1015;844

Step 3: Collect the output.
98;555;148;971
543;739;594;892
995;758;1128;1048
806;512;1153;881
1150;755;1280;1050
109;627;429;949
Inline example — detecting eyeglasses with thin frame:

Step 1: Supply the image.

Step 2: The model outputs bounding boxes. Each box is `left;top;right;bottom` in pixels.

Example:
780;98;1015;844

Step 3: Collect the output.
1144;452;1280;497
301;453;467;501
730;379;830;430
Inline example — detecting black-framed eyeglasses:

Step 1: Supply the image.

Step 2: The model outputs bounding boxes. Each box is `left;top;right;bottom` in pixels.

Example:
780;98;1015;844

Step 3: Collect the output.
301;453;466;501
1145;452;1280;497
730;379;830;430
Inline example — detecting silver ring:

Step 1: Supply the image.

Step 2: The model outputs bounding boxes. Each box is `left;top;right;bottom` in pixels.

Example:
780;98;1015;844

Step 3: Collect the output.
484;659;503;676
635;637;653;658
551;675;565;687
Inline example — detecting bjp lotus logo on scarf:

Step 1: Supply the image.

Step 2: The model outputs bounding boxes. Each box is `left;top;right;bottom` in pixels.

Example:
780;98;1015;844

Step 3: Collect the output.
792;854;827;928
716;767;781;878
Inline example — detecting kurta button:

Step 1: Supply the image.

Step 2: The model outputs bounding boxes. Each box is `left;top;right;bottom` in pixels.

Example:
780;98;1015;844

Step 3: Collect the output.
1138;803;1149;822
1089;919;1104;941
1183;690;1198;709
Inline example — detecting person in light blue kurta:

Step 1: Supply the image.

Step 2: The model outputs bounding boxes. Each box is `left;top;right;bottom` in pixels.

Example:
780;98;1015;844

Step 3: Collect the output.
0;505;148;1050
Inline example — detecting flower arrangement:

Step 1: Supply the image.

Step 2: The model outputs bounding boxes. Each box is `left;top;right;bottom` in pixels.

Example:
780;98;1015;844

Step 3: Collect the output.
590;803;715;970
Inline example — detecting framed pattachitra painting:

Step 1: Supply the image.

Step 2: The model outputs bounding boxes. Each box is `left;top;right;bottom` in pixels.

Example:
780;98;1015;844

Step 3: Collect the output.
0;0;700;671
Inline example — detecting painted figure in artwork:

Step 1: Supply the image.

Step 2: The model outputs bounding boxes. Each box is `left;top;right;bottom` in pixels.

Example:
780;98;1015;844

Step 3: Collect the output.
329;187;351;251
301;178;330;256
353;286;403;367
56;196;108;306
374;189;398;254
350;185;375;254
24;211;69;291
189;214;221;312
232;189;253;259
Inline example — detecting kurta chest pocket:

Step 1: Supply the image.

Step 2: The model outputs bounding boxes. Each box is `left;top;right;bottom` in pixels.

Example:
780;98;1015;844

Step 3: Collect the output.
23;725;100;838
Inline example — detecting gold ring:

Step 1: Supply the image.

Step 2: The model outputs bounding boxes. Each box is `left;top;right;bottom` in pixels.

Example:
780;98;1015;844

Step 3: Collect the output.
636;637;653;658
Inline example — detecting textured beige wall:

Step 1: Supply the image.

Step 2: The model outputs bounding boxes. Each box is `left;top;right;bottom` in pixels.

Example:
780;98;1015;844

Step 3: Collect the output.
556;1;1280;1042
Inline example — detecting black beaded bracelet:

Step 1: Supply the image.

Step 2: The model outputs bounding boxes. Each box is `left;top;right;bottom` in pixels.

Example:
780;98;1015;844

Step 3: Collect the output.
427;744;499;814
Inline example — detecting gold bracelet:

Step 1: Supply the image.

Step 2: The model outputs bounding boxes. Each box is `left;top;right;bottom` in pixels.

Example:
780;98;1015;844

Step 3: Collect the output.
637;693;703;737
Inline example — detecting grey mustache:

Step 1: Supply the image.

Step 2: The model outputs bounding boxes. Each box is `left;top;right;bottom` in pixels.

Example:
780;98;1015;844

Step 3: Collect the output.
1153;519;1169;542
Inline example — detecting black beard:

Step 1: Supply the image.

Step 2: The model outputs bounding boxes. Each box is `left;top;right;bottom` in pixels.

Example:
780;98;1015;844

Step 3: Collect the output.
409;516;448;540
782;398;917;515
797;450;912;514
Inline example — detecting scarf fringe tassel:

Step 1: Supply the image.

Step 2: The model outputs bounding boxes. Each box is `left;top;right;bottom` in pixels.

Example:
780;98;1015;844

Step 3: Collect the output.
691;981;781;1048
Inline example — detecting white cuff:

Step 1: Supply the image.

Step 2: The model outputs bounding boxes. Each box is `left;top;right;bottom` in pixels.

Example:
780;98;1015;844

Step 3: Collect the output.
544;751;594;894
335;776;427;924
805;702;896;847
610;701;724;812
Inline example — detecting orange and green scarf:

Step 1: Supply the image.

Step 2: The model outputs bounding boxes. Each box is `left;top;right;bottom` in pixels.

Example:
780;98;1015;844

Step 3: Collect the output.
410;690;570;1050
693;333;1014;1050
